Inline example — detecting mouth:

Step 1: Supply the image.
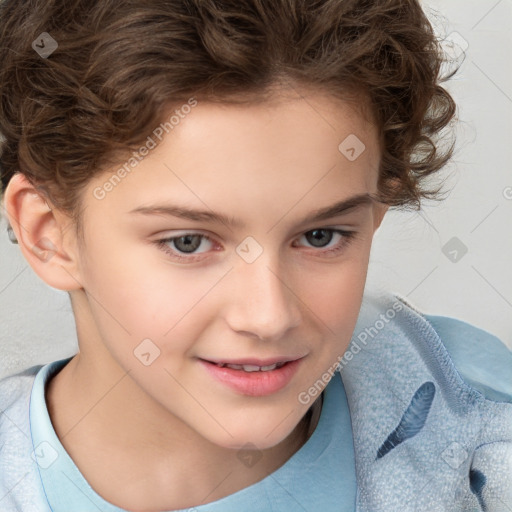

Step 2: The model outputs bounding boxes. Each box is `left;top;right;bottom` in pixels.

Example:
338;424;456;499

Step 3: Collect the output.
198;356;305;396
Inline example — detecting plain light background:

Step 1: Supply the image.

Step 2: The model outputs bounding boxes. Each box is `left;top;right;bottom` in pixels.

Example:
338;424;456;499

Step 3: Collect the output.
0;0;511;379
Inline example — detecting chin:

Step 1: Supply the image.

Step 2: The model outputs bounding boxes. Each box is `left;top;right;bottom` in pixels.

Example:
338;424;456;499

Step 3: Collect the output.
201;415;301;452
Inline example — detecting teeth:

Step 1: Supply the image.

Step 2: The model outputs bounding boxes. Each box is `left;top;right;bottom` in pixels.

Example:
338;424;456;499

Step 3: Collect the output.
216;362;286;371
241;364;263;372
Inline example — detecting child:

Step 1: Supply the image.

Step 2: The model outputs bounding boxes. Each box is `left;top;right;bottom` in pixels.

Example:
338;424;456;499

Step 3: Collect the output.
0;0;510;511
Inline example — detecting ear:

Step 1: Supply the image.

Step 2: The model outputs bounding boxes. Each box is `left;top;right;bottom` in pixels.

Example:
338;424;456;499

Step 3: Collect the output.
3;173;83;291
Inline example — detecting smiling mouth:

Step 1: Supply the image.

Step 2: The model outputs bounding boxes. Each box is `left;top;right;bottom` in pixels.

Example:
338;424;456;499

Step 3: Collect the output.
199;357;303;396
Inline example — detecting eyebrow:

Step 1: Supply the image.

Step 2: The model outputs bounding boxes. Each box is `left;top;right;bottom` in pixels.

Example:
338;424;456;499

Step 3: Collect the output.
129;193;374;230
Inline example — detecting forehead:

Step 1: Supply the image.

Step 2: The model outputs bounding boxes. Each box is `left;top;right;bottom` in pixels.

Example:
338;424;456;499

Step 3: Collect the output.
85;90;381;228
167;90;378;169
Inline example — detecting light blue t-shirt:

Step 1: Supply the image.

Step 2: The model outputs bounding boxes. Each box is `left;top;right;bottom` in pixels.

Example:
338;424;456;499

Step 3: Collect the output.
1;290;511;511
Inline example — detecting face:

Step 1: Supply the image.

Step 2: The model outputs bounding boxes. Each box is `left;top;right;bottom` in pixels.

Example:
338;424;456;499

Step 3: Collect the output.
70;88;387;450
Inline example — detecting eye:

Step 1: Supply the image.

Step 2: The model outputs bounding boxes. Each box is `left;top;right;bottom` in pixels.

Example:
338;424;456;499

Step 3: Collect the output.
293;228;357;256
156;232;216;261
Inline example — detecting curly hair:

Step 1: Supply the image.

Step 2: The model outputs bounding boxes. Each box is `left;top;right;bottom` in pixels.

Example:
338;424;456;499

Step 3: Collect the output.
0;0;457;224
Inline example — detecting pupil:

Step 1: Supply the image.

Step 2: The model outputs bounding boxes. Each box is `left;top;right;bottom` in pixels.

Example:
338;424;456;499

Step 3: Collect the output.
307;229;332;248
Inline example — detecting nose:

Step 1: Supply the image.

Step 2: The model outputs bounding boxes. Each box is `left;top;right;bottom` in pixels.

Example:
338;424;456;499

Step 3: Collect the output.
224;256;302;342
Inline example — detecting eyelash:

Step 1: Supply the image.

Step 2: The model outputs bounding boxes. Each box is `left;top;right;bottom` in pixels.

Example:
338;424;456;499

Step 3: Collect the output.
155;228;359;262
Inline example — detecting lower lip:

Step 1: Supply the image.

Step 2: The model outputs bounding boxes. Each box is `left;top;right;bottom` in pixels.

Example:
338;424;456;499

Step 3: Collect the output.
199;358;303;396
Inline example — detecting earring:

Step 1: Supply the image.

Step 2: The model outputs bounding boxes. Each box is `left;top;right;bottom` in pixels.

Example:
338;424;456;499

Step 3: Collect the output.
7;225;18;244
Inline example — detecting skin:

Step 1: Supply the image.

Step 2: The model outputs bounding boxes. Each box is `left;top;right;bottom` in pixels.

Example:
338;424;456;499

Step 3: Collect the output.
5;86;389;511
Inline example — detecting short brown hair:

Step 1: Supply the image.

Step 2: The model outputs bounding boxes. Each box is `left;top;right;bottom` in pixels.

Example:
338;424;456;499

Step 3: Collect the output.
0;0;457;223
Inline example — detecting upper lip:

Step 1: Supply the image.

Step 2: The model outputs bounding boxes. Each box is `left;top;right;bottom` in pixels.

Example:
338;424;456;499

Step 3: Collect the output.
200;355;305;366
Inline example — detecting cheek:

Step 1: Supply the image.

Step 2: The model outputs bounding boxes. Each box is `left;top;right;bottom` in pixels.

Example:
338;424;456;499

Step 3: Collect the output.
299;257;369;371
303;256;369;327
78;237;224;360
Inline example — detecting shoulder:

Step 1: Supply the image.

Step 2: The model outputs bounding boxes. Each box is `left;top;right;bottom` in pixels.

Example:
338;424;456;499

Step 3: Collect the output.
0;364;50;512
354;290;512;404
421;313;512;403
0;364;41;449
0;364;41;414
